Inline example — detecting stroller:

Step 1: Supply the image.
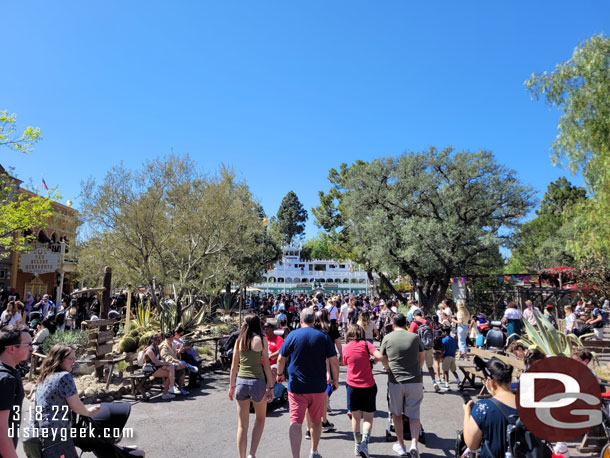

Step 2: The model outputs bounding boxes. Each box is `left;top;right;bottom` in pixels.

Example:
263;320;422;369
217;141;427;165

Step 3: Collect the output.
384;380;426;445
74;402;144;457
219;330;240;371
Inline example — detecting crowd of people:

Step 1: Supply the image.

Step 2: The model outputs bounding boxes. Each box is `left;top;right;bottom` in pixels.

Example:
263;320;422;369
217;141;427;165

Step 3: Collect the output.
228;292;609;458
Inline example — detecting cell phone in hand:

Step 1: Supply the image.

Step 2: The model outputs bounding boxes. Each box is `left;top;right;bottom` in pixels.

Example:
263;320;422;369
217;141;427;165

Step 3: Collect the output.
461;394;471;404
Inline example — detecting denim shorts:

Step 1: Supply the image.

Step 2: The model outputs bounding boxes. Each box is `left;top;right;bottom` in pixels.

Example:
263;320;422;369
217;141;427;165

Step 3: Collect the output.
235;376;266;402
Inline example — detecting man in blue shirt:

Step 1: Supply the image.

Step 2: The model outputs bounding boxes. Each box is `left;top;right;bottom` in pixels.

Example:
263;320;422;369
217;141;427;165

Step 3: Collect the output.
278;308;340;458
441;326;461;390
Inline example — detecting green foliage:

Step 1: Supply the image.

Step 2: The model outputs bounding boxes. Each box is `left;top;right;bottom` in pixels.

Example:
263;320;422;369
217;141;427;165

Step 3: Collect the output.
118;336;138;353
301;234;343;261
508;177;586;271
0;110;41;154
517;312;589;358
0;171;55;259
197;346;212;356
131;302;157;330
469;277;516;318
526;35;610;259
314;147;534;310
41;330;89;357
276;191;308;244
138;332;154;349
78;156;280;319
159;299;206;335
115;361;128;373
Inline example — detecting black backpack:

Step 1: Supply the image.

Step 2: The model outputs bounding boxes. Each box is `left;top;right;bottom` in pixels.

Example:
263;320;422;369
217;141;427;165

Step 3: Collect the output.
489;398;553;458
417;321;434;350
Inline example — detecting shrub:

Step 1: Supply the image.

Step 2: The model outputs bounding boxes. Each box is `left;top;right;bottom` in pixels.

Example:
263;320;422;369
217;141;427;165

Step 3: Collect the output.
42;330;89;357
198;346;212;356
128;328;140;338
119;336;138;353
139;332;155;349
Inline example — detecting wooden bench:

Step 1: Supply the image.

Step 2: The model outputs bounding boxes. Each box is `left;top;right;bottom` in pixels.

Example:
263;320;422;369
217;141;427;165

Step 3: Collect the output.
583;339;610;354
123;354;166;401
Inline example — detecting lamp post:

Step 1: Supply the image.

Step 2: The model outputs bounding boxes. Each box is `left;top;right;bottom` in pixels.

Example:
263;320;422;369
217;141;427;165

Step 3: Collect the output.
55;240;66;306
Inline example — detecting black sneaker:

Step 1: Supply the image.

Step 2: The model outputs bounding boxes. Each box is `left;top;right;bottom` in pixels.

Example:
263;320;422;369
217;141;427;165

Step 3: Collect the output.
322;420;335;432
305;430;311;440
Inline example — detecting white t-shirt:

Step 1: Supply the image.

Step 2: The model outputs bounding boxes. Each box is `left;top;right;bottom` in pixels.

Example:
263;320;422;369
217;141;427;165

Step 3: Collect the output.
504;308;522;320
9;312;22;326
565;313;577;332
340;303;349;323
325;303;339;320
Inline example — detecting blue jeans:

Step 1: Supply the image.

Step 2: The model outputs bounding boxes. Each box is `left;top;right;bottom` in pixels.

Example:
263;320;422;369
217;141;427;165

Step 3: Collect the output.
457;325;469;355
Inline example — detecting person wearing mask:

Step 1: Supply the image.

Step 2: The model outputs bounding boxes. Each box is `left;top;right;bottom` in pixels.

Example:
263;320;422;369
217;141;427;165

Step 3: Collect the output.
462;357;518;458
228;314;274;458
24;344;100;458
0;326;32;458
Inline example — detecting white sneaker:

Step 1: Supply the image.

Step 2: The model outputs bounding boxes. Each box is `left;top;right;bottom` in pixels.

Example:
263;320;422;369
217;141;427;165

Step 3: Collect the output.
161;393;175;400
433;381;440;392
444;382;450;390
169;386;181;395
392;443;408;456
354;443;361;456
409;445;420;458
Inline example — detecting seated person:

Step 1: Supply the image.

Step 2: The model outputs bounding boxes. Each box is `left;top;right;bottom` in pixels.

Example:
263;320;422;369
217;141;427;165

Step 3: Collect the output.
143;334;179;400
160;331;189;395
32;319;51;353
506;340;526;360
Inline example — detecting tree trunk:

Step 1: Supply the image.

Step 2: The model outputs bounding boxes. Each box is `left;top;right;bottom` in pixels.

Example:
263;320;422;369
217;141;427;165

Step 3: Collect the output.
416;273;451;314
100;266;112;319
376;271;407;303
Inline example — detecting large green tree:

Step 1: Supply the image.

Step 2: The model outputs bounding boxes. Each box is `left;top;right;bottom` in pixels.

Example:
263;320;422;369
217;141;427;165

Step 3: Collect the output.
0;111;51;258
276;191;308;245
78;155;280;319
526;34;610;258
507;177;586;271
314;147;534;310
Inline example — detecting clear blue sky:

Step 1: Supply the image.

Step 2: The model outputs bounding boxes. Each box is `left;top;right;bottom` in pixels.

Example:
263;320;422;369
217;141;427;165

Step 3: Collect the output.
2;1;609;239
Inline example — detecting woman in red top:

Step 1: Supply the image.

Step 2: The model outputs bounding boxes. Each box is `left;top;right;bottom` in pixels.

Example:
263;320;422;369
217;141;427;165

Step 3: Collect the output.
342;324;383;458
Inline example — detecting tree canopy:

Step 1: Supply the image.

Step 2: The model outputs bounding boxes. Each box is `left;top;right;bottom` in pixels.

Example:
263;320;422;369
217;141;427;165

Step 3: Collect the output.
276;191;307;245
78;155;280;316
0;110;51;258
314;147;534;310
526;34;610;259
507;177;586;272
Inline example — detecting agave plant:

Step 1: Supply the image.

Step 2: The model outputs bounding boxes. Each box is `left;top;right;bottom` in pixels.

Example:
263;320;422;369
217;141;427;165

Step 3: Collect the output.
159;298;207;336
517;311;593;359
131;301;158;330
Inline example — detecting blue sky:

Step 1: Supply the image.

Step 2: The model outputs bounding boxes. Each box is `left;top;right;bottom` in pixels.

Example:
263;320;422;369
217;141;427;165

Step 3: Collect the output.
2;1;609;239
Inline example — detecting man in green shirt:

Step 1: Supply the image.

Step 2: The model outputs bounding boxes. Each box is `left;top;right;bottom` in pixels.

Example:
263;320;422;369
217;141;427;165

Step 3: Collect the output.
381;314;425;458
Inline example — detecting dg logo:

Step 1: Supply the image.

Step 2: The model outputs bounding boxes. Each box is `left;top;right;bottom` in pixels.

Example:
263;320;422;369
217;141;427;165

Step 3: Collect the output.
516;356;602;442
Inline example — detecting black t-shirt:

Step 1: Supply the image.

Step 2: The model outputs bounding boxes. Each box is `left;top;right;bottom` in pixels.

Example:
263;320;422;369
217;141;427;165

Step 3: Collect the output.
0;362;24;449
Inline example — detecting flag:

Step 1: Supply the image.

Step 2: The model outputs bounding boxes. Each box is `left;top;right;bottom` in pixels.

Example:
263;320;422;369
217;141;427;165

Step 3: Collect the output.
41;176;49;191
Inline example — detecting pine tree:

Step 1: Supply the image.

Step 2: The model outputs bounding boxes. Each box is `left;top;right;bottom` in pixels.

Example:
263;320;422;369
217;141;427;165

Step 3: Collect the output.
276;191;308;245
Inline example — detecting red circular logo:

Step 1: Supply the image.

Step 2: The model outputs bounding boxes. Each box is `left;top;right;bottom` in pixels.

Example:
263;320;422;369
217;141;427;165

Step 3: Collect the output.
516;356;602;442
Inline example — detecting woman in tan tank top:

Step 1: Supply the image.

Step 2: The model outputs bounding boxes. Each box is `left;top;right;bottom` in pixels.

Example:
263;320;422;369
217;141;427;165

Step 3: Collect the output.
228;314;275;458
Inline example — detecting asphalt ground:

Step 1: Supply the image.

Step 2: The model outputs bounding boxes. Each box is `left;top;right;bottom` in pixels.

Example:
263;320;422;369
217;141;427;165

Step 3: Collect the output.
73;362;467;458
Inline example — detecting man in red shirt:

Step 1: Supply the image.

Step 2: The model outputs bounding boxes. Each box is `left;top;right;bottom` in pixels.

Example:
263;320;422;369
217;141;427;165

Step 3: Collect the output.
263;321;284;365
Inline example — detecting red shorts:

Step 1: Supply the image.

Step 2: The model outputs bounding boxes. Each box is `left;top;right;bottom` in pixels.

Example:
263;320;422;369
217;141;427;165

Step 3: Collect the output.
288;391;326;425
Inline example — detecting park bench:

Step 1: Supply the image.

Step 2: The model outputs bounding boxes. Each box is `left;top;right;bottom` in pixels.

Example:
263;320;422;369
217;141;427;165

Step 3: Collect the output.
458;348;523;398
123;353;165;401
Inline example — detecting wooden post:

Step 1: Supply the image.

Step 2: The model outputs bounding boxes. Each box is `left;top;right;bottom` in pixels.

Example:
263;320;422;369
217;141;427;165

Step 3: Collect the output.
125;286;132;336
101;266;112;319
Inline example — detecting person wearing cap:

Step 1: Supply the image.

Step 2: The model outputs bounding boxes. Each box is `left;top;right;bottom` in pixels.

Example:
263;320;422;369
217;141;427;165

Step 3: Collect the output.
462;357;518;458
543;304;557;328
